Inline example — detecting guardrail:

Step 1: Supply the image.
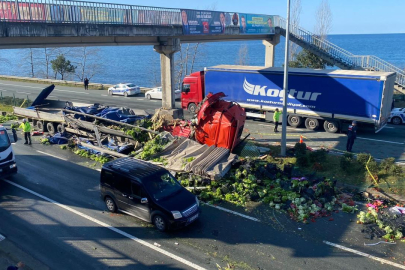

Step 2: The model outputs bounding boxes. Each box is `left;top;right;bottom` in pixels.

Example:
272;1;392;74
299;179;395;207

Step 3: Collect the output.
0;0;182;25
275;16;405;87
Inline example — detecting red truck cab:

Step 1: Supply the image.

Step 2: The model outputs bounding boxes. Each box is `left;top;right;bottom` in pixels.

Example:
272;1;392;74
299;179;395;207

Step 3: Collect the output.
181;71;205;113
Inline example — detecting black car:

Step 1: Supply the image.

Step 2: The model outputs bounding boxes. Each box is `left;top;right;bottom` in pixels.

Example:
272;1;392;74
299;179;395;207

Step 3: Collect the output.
100;157;200;231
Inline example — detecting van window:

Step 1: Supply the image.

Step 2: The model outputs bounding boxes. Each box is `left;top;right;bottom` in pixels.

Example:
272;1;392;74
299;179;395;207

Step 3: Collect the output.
101;171;114;187
143;172;182;201
132;182;142;197
115;177;131;194
182;84;190;93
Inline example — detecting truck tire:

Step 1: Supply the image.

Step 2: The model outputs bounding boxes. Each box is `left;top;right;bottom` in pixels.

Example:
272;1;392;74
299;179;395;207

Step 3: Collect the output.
108;90;113;96
36;121;45;132
287;115;303;128
188;103;197;113
124;92;128;97
305;118;320;131
391;116;402;125
47;122;56;135
56;124;65;134
323;120;339;133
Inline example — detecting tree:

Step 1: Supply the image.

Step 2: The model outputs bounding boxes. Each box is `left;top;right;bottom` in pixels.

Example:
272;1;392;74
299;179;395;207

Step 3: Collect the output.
41;48;61;79
236;44;249;65
19;48;38;78
51;54;76;80
289;0;302;61
71;47;102;81
289;49;331;69
289;0;333;69
314;0;332;41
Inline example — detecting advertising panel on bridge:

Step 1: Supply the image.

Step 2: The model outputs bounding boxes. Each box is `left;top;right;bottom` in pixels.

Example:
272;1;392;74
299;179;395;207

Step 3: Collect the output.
181;9;238;35
0;2;46;21
239;14;275;34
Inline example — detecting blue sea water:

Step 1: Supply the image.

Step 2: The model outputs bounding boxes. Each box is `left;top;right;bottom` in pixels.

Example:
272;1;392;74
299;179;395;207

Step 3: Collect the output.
0;33;404;87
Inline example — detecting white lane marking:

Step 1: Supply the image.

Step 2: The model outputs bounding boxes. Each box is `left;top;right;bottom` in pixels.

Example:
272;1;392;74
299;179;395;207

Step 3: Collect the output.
257;123;296;130
357;137;404;145
3;180;206;270
101;95;108;97
203;203;261;222
36;150;68;161
137;98;145;101
323;241;405;269
54;89;89;95
0;234;5;242
17;92;31;95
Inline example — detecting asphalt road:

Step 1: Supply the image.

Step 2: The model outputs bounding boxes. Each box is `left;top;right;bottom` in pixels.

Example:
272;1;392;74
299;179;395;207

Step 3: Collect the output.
1;79;404;162
0;135;403;269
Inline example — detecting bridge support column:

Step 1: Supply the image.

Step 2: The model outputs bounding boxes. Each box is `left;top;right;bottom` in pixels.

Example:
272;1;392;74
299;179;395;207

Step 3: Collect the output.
154;38;181;111
263;35;280;67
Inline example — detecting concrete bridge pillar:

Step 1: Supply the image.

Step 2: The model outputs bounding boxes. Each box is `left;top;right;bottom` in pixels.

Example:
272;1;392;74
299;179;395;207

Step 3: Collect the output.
153;38;181;110
263;35;280;67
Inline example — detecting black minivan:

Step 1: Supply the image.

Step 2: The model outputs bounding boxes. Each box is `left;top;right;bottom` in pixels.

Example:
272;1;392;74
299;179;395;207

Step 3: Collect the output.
100;157;200;231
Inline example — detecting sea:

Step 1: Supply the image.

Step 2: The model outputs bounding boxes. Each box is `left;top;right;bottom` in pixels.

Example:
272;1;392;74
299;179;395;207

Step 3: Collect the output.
0;33;404;88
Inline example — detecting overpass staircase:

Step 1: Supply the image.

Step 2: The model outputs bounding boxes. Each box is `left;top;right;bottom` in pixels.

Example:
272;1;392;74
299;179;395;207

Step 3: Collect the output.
275;16;405;94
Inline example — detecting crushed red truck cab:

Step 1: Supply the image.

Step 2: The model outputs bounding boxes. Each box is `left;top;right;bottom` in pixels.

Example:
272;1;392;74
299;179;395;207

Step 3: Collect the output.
195;92;245;151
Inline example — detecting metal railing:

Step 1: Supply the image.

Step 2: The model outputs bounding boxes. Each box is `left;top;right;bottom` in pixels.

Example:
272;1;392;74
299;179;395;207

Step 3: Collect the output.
0;0;182;25
275;16;405;87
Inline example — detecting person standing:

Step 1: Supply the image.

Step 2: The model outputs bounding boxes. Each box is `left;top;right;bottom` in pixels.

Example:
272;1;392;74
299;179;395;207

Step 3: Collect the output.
84;77;89;90
273;108;282;132
346;121;357;152
19;119;31;145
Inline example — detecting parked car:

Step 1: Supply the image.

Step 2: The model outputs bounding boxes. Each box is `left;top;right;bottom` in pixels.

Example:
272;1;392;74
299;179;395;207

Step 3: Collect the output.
388;108;405;125
108;83;141;97
100;157;200;231
145;87;181;100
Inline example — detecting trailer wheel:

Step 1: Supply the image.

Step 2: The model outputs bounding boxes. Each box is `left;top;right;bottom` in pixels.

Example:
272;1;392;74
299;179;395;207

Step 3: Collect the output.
56;124;65;134
47;122;56;135
188;103;197;113
323;120;339;133
305;118;320;131
287;115;302;128
36;121;45;132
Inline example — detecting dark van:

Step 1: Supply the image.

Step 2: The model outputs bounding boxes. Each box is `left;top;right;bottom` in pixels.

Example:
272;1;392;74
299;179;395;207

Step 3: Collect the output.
100;157;200;231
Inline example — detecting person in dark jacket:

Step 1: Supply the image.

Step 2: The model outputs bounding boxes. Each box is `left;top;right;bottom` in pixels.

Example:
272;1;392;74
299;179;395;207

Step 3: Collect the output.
346;121;357;152
84;77;89;90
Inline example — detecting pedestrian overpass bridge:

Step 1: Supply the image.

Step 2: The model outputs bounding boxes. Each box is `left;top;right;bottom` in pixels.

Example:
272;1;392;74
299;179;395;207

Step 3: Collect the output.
0;0;404;110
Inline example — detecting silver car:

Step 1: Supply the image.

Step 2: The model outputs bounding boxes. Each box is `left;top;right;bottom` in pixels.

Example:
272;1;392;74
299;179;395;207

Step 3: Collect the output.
145;87;181;100
108;83;141;97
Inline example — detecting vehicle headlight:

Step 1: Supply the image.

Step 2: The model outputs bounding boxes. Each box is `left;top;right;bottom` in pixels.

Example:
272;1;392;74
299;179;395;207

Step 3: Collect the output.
9;163;16;169
195;197;199;207
171;211;182;219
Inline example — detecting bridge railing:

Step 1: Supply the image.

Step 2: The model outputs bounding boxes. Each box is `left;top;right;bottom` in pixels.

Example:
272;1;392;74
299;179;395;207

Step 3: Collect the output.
0;0;182;25
275;16;405;87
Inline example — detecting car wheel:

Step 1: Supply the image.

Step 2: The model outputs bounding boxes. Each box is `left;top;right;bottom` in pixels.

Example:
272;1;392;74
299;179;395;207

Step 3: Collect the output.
105;197;117;212
323;120;339;133
108;90;113;96
287;115;303;128
188;103;197;113
392;116;402;125
153;214;167;232
124;92;128;97
146;94;151;100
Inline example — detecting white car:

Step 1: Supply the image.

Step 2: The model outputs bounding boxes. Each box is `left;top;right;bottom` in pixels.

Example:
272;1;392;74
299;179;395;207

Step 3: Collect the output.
388;108;405;125
108;83;141;97
145;87;181;100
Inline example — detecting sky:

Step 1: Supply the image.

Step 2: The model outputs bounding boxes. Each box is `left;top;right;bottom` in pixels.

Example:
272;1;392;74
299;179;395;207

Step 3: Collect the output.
97;0;405;34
